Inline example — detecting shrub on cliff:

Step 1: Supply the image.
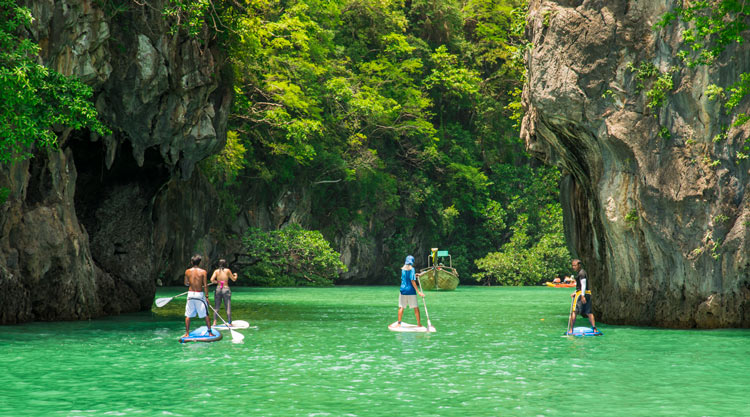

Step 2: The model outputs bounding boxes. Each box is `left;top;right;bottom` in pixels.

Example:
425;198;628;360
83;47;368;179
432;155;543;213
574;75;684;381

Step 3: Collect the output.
0;0;109;164
240;225;347;286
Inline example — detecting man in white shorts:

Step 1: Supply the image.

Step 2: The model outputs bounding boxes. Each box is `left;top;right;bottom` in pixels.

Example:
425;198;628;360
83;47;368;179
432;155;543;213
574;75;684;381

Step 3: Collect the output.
394;255;424;327
183;254;212;337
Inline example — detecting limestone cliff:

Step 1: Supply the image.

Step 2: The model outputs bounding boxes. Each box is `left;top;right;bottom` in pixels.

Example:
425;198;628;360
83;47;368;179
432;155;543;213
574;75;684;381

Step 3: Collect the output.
522;0;750;327
0;0;390;324
0;0;231;323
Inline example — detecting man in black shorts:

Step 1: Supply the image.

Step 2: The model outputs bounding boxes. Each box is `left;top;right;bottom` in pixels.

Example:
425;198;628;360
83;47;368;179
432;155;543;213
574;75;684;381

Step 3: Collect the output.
568;259;597;333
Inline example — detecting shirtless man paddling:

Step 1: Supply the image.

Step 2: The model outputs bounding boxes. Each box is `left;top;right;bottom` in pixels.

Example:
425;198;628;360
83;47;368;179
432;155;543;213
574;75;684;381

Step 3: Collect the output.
183;254;212;337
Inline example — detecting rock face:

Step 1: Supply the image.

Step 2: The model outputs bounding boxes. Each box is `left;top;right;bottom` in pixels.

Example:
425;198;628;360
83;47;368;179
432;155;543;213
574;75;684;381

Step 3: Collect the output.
522;0;750;327
0;0;389;324
0;0;231;323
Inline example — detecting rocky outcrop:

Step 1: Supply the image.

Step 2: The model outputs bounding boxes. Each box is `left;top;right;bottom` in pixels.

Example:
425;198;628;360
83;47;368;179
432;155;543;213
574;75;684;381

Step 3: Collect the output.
0;0;231;323
522;0;750;327
0;0;424;324
226;183;392;284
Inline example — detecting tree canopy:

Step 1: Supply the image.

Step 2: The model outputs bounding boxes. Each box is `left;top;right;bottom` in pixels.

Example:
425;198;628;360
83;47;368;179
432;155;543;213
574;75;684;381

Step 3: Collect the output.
195;0;569;283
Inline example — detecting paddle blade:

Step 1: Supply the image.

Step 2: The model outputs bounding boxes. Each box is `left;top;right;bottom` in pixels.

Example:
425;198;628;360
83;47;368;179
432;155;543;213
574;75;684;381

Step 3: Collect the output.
154;297;172;308
230;329;245;343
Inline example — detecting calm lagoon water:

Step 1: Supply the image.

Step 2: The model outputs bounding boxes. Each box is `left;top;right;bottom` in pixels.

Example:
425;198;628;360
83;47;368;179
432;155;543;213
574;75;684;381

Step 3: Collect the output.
2;286;749;416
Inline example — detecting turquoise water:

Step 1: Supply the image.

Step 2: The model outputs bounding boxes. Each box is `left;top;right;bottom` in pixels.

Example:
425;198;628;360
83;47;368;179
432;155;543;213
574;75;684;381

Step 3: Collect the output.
2;286;749;416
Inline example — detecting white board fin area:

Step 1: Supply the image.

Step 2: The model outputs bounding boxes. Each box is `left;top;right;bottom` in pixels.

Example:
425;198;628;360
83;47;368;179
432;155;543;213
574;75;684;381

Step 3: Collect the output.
388;322;436;333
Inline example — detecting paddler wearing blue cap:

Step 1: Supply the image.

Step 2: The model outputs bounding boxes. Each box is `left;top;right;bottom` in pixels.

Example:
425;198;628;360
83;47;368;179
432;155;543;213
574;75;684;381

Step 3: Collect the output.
393;255;425;328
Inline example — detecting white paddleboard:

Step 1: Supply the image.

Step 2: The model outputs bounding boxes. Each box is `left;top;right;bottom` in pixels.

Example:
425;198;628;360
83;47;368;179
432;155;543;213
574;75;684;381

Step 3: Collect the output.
388;321;436;333
213;320;250;330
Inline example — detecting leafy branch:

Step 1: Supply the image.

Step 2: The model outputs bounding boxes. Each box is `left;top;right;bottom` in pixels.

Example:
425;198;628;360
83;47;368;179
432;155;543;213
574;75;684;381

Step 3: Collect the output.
0;0;110;164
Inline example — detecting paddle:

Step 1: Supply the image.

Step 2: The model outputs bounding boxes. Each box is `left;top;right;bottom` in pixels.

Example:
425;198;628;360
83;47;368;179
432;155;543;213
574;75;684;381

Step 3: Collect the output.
154;283;215;307
416;275;434;331
155;291;189;308
207;302;245;343
565;294;575;335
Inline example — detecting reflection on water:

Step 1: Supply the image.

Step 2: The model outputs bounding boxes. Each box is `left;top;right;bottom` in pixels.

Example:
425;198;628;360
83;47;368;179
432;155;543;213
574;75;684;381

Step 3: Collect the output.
2;286;749;416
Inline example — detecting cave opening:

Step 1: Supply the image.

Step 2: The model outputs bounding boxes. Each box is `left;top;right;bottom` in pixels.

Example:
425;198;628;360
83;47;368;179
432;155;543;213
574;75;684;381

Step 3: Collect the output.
68;133;171;235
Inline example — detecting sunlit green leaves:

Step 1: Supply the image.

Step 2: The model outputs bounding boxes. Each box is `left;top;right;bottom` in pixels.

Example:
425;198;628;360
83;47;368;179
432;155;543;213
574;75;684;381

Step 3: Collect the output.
241;224;348;286
163;0;211;37
424;45;481;101
221;0;566;284
0;0;109;164
474;203;569;286
654;1;750;129
200;131;248;185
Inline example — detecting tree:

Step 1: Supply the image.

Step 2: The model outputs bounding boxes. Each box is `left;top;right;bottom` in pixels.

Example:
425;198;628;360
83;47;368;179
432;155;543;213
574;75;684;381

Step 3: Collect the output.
0;0;109;164
241;225;348;286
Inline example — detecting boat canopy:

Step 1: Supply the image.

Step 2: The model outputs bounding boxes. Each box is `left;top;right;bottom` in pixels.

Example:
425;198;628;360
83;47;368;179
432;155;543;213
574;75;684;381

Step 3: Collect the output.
427;248;453;268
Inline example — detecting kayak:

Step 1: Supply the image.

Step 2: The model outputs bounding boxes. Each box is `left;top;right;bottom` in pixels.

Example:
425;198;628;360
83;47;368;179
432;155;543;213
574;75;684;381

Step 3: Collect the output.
388;322;436;333
213;320;250;330
545;282;576;288
179;326;223;343
565;326;602;337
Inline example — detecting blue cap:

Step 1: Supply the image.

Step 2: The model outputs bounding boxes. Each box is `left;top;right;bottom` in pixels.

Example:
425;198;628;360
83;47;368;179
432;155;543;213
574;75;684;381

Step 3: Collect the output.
405;255;414;265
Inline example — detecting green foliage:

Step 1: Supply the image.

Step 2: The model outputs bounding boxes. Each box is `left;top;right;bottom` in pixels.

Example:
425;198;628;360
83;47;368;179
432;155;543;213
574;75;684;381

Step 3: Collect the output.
647;69;676;109
199;130;247;217
542;9;555;27
626;62;675;110
200;131;247;185
241;224;347;286
215;0;560;285
473;203;570;286
163;0;212;37
624;209;639;225
658;127;671;140
725;73;750;127
626;61;659;90
407;0;463;46
0;186;9;204
706;84;725;101
654;1;748;67
703;155;721;168
656;1;750;131
0;0;109;164
423;45;481;103
711;240;721;260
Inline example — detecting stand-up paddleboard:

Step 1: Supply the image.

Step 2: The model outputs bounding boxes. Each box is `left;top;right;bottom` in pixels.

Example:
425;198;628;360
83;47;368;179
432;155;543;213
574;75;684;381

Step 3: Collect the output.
565;326;602;337
179;326;223;343
213;320;250;330
388;322;436;333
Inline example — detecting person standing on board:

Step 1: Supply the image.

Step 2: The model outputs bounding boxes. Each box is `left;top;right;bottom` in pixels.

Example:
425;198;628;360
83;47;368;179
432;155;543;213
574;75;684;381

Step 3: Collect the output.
568;259;597;333
183;254;212;337
210;259;238;327
391;255;425;328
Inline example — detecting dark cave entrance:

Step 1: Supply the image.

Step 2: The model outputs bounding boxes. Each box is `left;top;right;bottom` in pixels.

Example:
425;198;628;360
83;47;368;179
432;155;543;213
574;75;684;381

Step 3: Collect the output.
68;133;171;238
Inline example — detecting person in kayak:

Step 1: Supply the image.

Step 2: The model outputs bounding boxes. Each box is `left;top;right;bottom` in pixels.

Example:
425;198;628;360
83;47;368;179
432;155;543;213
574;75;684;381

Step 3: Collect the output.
210;259;238;327
183;254;212;337
568;259;597;333
393;255;425;328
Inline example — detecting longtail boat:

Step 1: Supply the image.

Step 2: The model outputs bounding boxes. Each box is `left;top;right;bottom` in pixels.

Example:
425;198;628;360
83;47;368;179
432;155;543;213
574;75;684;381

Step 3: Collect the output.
418;248;459;291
